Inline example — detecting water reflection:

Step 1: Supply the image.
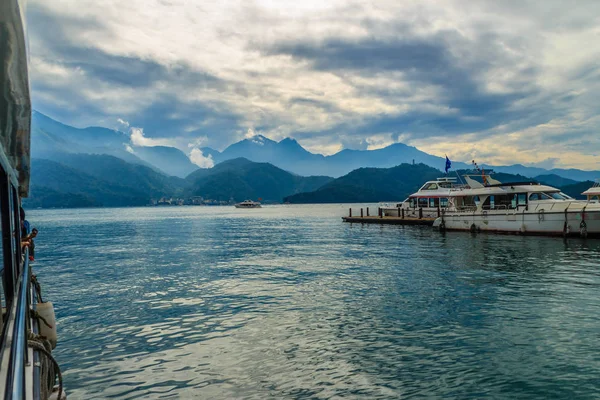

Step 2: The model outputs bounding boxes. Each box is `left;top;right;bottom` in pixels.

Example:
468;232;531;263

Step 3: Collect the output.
29;205;600;399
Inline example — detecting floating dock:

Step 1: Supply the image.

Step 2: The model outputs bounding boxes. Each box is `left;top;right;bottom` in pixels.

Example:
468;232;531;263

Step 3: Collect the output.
342;207;437;226
342;216;435;225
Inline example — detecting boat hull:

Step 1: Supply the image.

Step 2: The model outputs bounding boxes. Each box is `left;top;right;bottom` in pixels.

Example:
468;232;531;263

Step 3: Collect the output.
434;207;600;237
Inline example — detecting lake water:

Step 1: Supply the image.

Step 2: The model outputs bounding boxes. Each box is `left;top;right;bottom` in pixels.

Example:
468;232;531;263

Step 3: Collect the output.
29;205;600;399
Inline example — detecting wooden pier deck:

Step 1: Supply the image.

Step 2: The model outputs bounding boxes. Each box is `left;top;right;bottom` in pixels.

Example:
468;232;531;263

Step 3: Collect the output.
342;207;437;225
342;216;436;225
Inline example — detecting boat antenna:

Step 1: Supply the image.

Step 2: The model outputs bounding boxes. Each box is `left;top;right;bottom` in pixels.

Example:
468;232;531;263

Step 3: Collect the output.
455;170;465;186
471;160;488;186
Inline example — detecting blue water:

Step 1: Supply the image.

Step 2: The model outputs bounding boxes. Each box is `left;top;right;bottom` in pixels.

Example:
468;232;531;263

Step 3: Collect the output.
29;205;600;399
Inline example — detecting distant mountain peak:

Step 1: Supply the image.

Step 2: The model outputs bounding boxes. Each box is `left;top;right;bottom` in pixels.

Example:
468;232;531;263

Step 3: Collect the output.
244;134;274;146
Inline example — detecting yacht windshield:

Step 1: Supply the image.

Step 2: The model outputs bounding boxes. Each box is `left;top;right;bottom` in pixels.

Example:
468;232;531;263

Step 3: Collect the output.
529;192;552;201
560;192;573;199
548;192;568;200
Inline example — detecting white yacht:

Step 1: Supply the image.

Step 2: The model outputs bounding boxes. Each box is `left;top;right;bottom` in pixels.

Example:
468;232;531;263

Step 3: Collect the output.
387;175;600;237
381;177;462;219
235;200;262;208
582;181;600;203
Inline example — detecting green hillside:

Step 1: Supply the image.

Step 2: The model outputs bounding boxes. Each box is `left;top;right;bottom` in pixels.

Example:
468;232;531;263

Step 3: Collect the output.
186;158;333;202
56;153;186;198
25;154;186;208
23;154;596;208
559;181;594;200
284;163;443;203
535;174;578;188
25;159;150;207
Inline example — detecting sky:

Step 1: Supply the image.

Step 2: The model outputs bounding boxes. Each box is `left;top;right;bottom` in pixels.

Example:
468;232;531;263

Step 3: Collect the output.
27;0;600;169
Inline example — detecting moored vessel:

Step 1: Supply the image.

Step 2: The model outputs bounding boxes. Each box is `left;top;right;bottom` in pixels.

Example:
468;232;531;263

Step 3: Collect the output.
434;175;600;237
582;180;600;203
386;174;600;237
381;177;462;220
235;200;262;208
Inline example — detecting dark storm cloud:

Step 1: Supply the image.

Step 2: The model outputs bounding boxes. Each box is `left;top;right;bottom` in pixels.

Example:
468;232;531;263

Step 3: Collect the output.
265;32;543;137
28;4;223;90
126;95;242;138
27;2;241;145
25;0;600;166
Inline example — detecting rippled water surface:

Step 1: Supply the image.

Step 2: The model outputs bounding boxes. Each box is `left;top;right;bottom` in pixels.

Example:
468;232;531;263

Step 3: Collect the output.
29;205;600;399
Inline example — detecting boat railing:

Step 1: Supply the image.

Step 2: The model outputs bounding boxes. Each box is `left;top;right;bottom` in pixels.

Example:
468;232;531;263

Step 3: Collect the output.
2;247;30;399
481;205;509;210
454;206;478;213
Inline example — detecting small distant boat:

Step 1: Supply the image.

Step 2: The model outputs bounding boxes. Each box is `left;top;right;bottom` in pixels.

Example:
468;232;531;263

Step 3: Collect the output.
235;200;262;208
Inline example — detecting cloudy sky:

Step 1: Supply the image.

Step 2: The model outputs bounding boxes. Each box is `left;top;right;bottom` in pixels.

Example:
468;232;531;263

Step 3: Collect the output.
28;0;600;169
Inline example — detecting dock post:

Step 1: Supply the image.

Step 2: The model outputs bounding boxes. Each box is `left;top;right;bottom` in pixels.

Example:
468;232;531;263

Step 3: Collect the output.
379;207;382;218
437;206;440;217
361;208;364;218
401;208;404;219
349;208;352;217
419;207;423;219
366;207;370;217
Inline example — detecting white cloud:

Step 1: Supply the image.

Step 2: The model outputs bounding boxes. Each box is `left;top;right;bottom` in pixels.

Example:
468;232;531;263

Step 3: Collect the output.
129;127;177;147
189;148;214;168
27;0;600;169
187;136;209;148
244;128;257;139
117;118;130;128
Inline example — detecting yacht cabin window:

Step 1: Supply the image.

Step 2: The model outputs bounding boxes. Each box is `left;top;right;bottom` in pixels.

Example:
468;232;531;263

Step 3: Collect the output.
513;193;527;208
547;192;569;200
529;192;552;201
440;198;448;207
418;198;428;208
422;183;438;190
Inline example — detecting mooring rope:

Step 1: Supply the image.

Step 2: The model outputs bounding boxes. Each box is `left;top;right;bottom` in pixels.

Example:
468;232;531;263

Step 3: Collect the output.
31;274;44;303
28;336;63;400
30;309;53;330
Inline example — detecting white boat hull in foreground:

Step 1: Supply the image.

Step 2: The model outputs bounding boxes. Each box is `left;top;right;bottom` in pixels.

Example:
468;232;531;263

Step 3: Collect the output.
385;176;600;237
433;204;600;237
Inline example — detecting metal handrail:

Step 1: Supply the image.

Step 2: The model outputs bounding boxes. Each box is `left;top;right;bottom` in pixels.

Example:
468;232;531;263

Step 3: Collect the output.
5;247;29;400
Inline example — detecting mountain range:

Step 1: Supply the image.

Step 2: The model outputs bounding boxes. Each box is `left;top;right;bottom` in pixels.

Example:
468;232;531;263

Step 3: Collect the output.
32;111;600;181
22;111;599;208
32;111;199;178
284;168;592;204
201;136;471;177
24;155;333;208
184;158;332;202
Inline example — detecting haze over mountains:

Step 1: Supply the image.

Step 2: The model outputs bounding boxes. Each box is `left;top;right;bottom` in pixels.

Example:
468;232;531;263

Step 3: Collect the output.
33;111;600;181
25;111;599;208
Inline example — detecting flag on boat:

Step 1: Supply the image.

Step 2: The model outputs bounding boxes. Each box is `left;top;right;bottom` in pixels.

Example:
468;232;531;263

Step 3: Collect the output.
445;155;452;173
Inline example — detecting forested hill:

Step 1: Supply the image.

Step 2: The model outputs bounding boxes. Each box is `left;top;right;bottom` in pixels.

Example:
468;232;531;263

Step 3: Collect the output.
24;156;333;207
284;163;444;203
23;154;595;208
185;158;333;202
